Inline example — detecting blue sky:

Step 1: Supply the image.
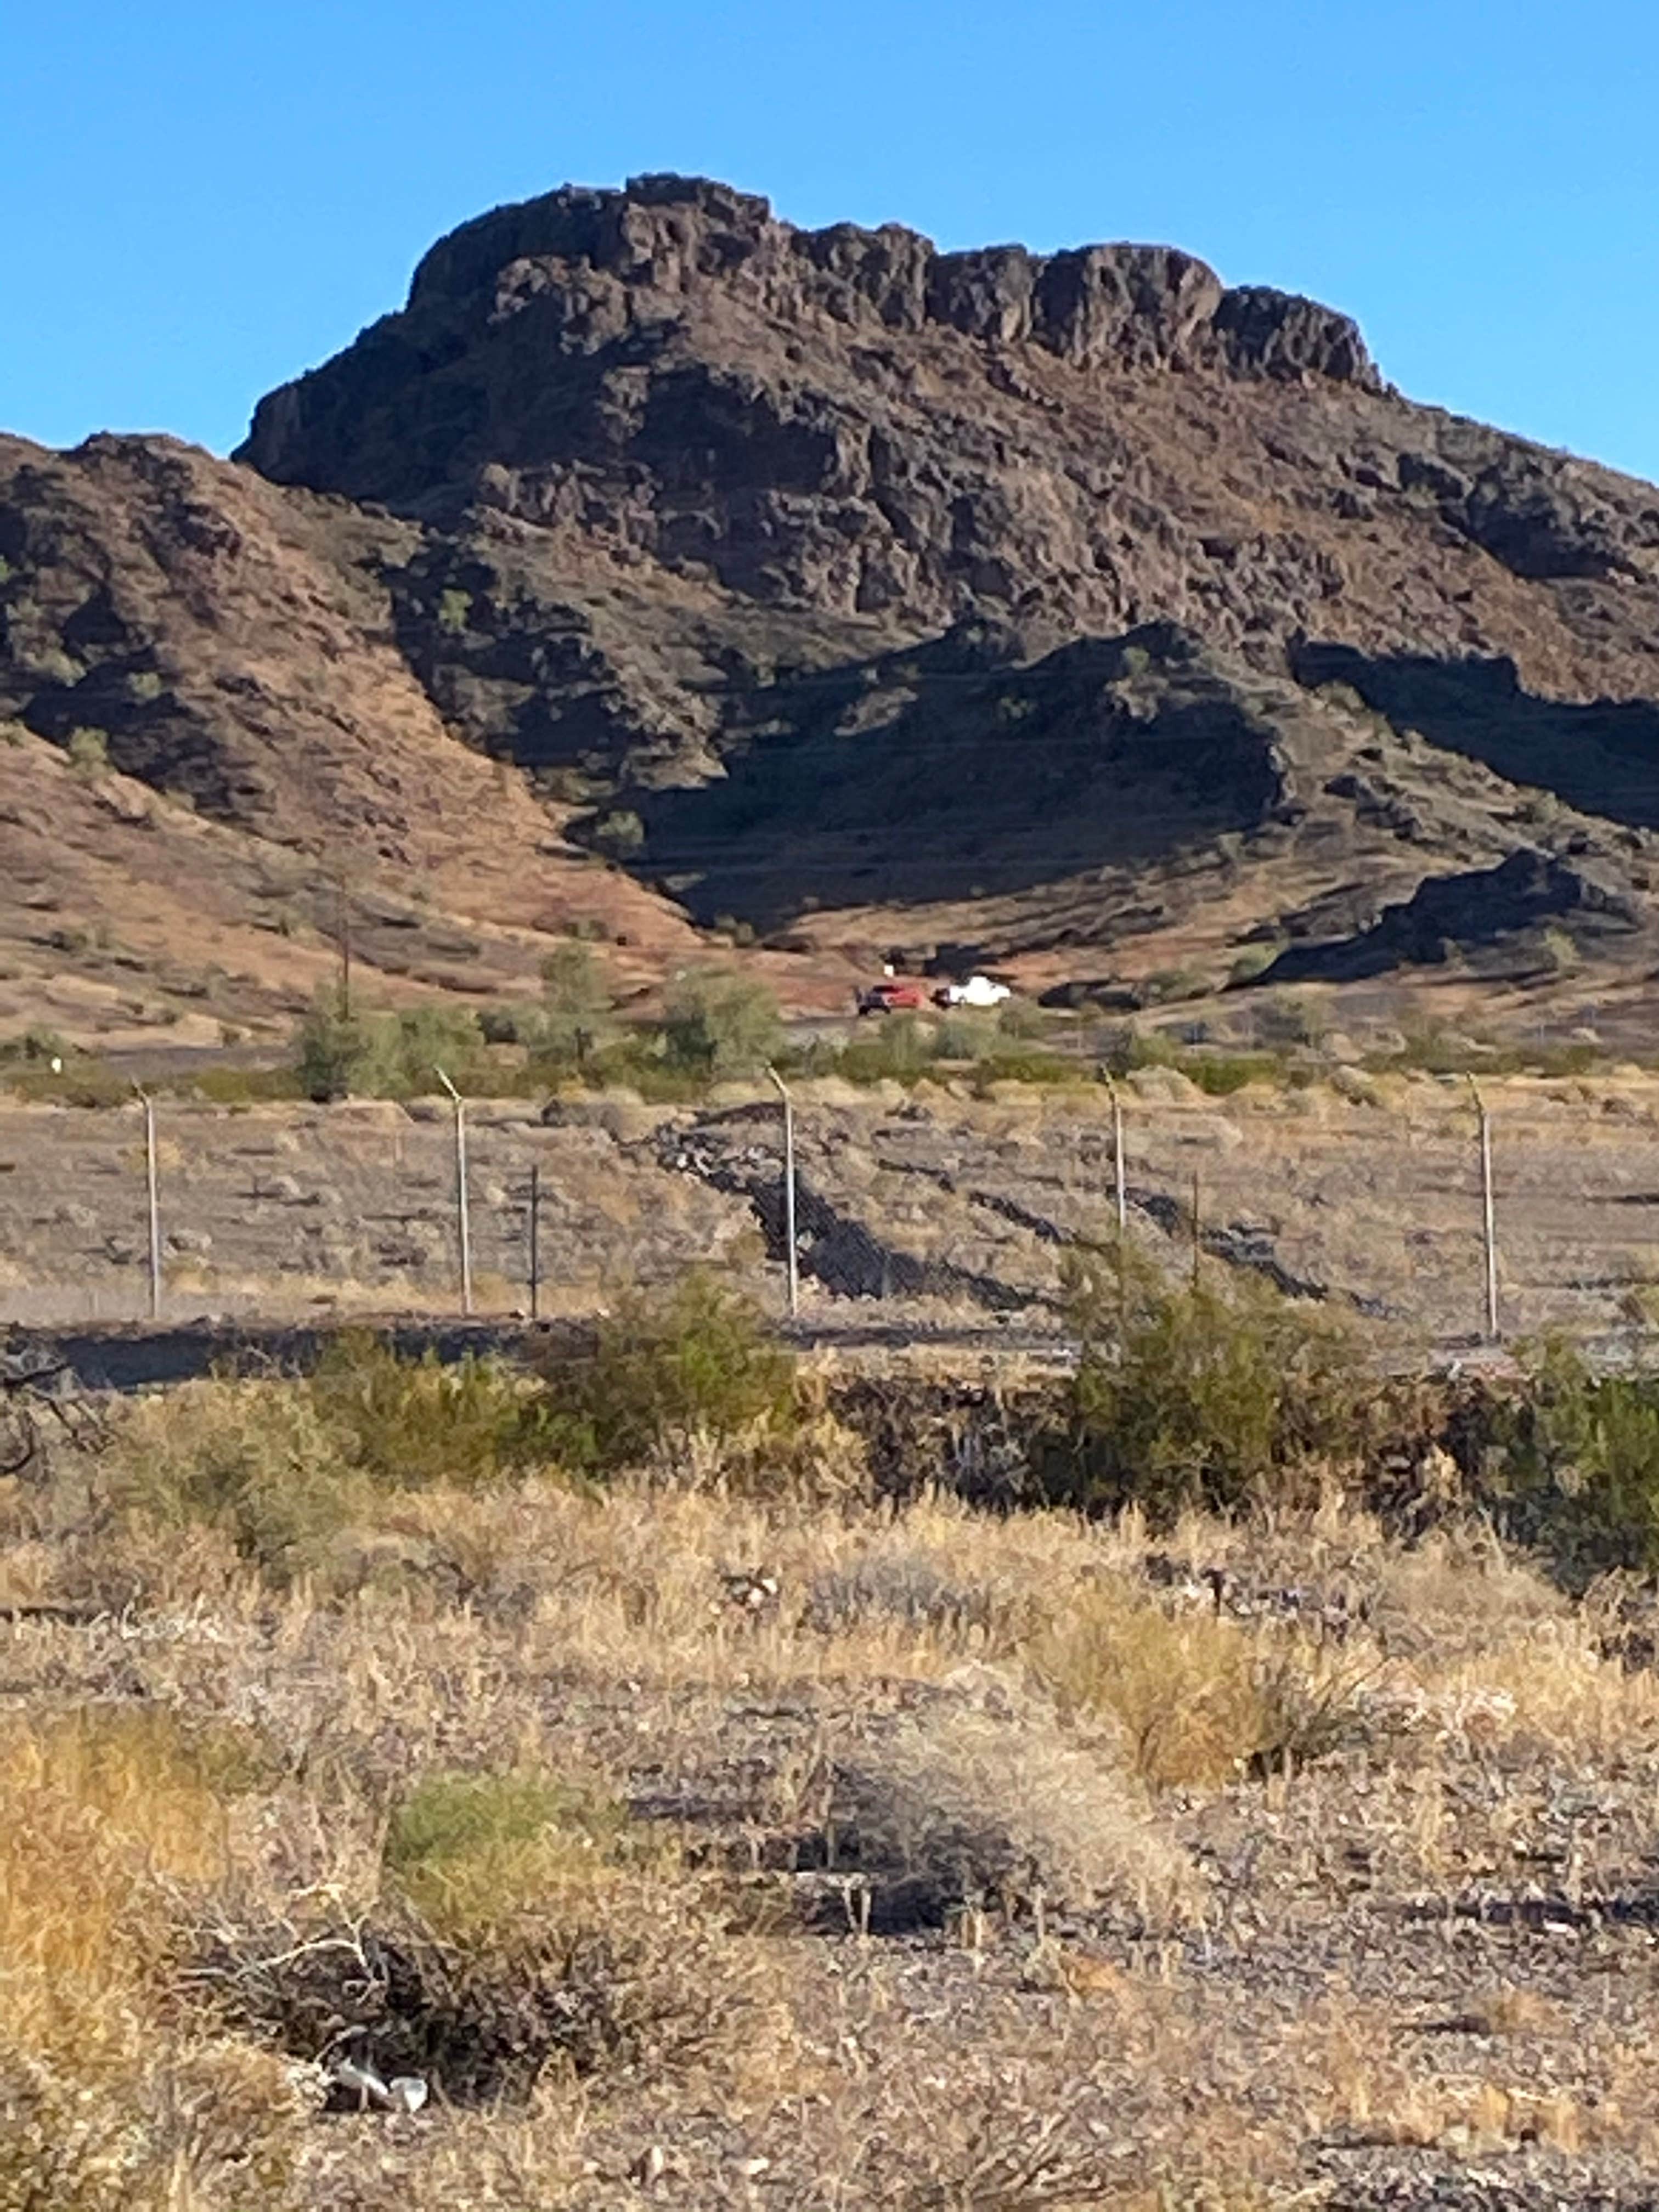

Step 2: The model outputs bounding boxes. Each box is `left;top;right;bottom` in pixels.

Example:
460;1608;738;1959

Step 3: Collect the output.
4;0;1657;481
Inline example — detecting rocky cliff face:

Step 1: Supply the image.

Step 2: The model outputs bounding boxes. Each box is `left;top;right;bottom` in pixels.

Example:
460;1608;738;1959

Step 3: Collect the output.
8;173;1659;1044
237;172;1659;691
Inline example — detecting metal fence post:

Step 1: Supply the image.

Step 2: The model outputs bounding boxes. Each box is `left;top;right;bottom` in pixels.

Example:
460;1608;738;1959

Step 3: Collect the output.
528;1163;541;1323
435;1068;472;1317
136;1087;162;1321
1470;1078;1499;1340
766;1065;799;1321
1190;1167;1202;1290
1107;1074;1127;1235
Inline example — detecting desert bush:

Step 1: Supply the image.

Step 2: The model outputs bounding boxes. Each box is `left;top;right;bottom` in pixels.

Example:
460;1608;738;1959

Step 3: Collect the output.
179;1060;305;1104
592;805;645;856
1228;941;1282;986
293;990;489;1101
0;1040;129;1107
834;1011;940;1084
385;1767;636;1943
360;1002;489;1096
65;725;110;777
293;985;370;1100
0;1704;306;2209
532;1274;796;1479
1032;1586;1369;1790
830;1702;1195;1926
1181;1049;1284;1096
1483;1340;1659;1583
1044;1239;1368;1519
309;1331;546;1491
109;1375;370;1584
436;585;472;634
107;1342;561;1582
967;1046;1074;1091
661;965;783;1076
0;1023;69;1065
534;938;617;1066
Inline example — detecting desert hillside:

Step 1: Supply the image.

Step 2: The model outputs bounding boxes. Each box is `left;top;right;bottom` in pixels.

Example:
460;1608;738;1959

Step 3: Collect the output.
7;174;1659;1046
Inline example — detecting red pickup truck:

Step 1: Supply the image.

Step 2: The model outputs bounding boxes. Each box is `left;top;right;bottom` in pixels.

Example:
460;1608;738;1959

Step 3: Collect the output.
856;979;928;1015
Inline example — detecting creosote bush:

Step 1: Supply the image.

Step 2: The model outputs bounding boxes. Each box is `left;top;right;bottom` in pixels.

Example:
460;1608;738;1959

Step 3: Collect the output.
309;1331;548;1491
532;1273;798;1480
661;965;784;1077
293;989;491;1102
533;938;617;1067
110;1339;555;1583
1483;1339;1659;1583
385;1768;638;1943
1045;1238;1368;1519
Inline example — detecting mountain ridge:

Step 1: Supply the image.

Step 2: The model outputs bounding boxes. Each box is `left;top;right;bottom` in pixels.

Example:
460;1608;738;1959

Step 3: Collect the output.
7;173;1659;1051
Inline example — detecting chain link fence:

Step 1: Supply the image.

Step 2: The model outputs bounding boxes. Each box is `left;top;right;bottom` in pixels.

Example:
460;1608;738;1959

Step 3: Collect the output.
2;1078;1657;1351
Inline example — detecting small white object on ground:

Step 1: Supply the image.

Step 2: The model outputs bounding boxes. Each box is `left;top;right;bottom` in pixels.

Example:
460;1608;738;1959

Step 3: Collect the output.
329;2057;429;2114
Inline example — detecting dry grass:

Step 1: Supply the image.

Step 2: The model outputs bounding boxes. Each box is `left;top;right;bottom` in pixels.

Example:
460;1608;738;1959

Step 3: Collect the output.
6;1357;1659;2205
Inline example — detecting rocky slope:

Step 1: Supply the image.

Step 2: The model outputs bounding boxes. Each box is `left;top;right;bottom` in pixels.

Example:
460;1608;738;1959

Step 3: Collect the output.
8;172;1659;1044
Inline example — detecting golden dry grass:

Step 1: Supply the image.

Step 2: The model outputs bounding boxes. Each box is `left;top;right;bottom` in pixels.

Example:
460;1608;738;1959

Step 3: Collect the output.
5;1364;1659;2206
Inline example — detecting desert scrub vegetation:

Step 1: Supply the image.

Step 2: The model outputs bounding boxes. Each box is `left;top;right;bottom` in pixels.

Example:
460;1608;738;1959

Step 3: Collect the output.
102;1282;814;1590
1031;1581;1372;1788
1042;1235;1372;1519
292;989;495;1102
528;1272;802;1482
108;1335;557;1584
1477;1336;1659;1583
12;1327;1659;2203
661;964;784;1077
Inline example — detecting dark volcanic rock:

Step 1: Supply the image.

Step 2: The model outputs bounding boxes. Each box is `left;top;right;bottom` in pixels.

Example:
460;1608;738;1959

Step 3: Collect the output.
235;172;1659;707
1262;848;1643;983
9;171;1659;1020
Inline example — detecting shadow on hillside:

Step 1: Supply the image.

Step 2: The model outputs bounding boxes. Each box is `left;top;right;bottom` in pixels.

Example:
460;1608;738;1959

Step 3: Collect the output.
618;627;1287;931
1293;642;1659;830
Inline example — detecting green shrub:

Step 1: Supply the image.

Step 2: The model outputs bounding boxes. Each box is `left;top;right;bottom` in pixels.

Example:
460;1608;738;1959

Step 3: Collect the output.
2;1045;128;1107
967;1048;1073;1091
0;1025;69;1065
180;1063;304;1105
385;1769;631;1939
535;940;617;1066
836;1012;939;1084
309;1332;545;1491
1227;943;1281;986
362;1002;489;1096
436;586;472;636
661;968;782;1078
109;1379;367;1586
1484;1341;1659;1583
106;1339;558;1582
1182;1051;1283;1096
532;1274;795;1477
293;988;369;1101
1042;1239;1367;1519
575;1032;720;1102
65;727;109;778
593;808;645;857
292;991;488;1101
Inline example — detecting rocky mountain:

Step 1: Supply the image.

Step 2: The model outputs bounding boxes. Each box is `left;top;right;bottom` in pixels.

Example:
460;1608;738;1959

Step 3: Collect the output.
8;172;1659;1048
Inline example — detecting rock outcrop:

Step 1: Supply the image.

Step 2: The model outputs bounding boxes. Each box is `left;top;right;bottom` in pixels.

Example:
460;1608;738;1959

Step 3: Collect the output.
8;172;1659;1040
